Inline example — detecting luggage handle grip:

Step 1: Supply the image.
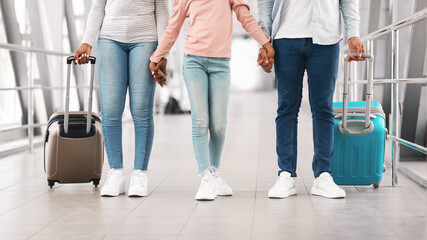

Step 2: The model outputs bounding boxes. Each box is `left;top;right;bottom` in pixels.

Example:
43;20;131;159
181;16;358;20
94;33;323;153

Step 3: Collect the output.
342;52;374;131
67;56;96;64
344;53;372;62
334;113;377;119
64;56;96;134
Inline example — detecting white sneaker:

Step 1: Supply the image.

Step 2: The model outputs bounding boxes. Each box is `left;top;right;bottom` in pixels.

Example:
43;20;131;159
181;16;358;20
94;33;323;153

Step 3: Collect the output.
311;172;346;198
211;168;233;196
128;170;148;197
101;168;125;197
195;168;217;201
268;171;297;198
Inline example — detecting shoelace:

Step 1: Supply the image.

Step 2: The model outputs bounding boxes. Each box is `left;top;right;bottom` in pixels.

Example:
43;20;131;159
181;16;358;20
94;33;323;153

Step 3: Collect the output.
105;170;120;186
216;175;226;186
200;175;213;190
131;174;145;186
318;175;335;188
104;170;114;185
277;175;292;187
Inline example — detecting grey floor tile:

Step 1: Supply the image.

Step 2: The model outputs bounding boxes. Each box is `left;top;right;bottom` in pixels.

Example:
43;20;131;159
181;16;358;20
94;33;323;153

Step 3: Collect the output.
0;215;59;225
0;234;32;240
30;233;103;240
178;235;250;240
104;235;177;240
180;216;252;237
108;218;186;235
0;224;45;235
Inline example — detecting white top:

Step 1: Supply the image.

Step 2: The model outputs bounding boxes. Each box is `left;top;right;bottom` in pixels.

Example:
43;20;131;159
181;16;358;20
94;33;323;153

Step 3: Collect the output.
82;0;170;47
274;0;313;39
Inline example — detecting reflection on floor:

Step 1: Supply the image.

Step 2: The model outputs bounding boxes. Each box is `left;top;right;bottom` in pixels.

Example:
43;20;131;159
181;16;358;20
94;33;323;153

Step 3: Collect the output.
0;92;425;240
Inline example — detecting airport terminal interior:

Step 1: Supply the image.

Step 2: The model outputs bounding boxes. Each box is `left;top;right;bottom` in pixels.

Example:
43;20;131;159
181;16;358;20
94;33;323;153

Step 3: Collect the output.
0;0;426;239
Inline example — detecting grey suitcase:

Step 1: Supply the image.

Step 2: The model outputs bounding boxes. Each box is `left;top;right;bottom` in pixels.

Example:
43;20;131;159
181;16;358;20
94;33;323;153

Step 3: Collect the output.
44;56;104;188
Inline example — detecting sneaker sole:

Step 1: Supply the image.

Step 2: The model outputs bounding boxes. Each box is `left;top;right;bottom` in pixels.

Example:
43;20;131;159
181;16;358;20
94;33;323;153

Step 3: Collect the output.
128;191;147;197
195;194;217;201
311;188;346;199
216;190;233;196
195;197;216;201
101;191;125;197
217;193;232;196
268;188;297;199
101;186;125;197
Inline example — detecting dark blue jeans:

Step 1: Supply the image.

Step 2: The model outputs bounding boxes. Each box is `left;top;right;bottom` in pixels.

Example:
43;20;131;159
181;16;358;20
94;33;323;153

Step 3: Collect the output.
273;38;339;178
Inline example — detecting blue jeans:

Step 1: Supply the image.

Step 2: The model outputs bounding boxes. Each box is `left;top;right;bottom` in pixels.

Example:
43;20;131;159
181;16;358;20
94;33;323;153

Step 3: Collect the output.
183;54;230;175
273;38;339;178
96;38;157;170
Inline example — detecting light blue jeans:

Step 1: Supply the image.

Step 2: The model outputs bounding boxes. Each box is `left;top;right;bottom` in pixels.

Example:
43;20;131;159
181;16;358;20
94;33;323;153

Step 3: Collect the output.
183;54;230;175
96;38;157;170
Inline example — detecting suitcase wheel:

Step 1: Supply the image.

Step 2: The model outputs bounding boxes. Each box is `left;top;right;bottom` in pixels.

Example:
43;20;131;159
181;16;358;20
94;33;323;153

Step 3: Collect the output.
48;180;57;188
92;179;100;187
372;182;380;189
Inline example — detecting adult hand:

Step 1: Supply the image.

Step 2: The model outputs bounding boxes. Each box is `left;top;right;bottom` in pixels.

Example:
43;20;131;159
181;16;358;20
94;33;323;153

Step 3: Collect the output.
347;37;366;61
264;42;275;60
149;58;168;87
74;43;92;64
257;43;275;73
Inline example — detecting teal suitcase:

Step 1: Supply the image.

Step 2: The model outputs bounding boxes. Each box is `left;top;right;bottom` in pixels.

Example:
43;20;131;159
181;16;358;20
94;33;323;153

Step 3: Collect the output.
330;53;386;188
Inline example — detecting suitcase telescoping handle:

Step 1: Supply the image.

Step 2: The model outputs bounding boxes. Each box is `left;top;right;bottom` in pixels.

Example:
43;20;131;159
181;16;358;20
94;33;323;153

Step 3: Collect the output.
65;56;96;134
342;53;373;130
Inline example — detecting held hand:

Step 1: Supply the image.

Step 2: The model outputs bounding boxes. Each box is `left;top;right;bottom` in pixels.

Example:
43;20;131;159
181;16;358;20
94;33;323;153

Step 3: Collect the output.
347;37;366;61
257;43;275;73
264;42;275;60
149;58;168;87
264;43;275;72
257;49;273;73
257;48;269;66
74;43;92;64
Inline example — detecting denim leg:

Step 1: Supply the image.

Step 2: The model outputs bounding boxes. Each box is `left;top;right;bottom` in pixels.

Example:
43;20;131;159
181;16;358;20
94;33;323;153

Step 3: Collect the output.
96;38;128;169
273;39;305;177
305;41;339;177
207;58;230;170
183;55;210;175
128;42;158;170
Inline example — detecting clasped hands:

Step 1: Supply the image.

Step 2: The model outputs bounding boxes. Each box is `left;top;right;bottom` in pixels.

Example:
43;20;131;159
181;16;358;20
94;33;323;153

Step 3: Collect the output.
149;58;168;87
258;43;275;73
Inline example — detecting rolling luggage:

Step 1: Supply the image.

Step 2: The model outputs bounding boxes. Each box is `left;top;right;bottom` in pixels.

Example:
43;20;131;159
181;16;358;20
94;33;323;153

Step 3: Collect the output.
44;56;104;188
330;53;386;188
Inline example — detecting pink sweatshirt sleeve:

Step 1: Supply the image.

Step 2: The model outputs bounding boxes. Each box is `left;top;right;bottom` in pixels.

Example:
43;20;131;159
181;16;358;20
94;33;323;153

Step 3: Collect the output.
230;0;270;46
150;0;187;63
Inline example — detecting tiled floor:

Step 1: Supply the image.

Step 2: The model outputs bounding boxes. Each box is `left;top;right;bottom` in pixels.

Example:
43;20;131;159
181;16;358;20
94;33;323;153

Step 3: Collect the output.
0;92;426;240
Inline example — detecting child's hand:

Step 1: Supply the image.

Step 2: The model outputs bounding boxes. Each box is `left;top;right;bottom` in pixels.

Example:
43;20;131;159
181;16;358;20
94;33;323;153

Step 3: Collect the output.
149;58;168;87
257;43;275;73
